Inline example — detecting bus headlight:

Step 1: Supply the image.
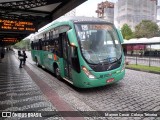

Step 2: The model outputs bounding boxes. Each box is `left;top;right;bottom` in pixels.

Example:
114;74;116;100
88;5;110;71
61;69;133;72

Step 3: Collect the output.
82;66;95;79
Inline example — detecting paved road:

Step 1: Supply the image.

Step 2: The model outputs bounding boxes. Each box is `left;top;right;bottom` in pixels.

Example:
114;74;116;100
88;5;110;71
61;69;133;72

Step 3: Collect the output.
13;50;160;120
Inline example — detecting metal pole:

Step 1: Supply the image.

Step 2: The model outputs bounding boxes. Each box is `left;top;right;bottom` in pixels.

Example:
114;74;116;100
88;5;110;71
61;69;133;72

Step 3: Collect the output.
136;48;137;65
149;44;151;67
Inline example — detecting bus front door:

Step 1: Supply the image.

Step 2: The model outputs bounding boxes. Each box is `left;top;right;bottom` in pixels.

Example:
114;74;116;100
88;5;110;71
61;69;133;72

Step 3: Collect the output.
62;33;72;81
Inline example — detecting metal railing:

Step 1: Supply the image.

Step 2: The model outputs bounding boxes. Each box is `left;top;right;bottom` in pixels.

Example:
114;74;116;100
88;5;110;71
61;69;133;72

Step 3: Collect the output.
124;44;160;67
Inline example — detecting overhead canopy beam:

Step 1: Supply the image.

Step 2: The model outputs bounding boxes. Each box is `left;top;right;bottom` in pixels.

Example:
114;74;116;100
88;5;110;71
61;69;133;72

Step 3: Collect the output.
52;0;86;20
0;0;87;46
0;6;51;15
0;0;64;9
0;0;63;21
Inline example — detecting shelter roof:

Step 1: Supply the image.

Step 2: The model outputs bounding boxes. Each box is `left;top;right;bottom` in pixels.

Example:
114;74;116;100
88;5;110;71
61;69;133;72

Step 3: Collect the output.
0;0;86;46
123;37;160;45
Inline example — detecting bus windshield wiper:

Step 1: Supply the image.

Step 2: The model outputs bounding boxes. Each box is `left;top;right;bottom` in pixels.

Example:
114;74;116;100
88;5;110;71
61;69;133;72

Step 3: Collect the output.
102;57;118;63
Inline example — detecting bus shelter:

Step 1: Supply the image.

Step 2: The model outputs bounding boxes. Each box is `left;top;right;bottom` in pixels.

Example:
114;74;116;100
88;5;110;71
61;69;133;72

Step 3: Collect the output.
122;37;160;67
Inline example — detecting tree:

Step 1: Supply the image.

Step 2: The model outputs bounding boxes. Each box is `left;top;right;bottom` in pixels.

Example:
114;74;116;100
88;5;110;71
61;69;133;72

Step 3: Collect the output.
14;39;31;50
158;26;160;36
121;24;133;40
135;20;159;38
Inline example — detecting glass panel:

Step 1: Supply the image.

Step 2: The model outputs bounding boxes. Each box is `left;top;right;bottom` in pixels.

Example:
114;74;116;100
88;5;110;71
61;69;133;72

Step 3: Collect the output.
75;23;122;64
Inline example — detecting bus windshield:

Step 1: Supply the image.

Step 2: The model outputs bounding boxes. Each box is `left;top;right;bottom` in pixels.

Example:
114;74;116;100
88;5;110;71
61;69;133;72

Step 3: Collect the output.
75;23;122;64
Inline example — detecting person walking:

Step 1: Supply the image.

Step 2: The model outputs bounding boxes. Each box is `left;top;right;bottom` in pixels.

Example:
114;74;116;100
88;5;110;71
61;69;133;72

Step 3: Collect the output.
22;50;27;65
18;50;23;68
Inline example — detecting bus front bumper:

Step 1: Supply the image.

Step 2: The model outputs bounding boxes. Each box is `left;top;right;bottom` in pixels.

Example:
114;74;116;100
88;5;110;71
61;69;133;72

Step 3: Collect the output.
74;70;125;88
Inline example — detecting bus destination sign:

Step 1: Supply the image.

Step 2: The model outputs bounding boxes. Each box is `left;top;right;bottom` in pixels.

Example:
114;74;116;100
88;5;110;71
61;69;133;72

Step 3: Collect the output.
0;19;37;33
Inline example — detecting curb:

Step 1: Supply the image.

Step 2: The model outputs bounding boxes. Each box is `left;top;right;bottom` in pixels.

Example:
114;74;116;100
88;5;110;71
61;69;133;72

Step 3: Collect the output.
125;67;160;75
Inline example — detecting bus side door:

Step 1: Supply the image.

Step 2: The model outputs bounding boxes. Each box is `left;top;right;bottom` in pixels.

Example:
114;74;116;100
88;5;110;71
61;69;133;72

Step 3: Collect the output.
62;33;72;80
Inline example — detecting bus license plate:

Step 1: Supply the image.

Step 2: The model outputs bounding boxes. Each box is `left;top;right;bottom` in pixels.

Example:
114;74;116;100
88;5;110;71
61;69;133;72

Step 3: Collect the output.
107;78;114;83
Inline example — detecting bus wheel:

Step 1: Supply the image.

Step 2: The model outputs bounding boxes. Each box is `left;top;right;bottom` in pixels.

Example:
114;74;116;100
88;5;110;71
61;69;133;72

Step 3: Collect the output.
35;57;39;67
55;67;60;79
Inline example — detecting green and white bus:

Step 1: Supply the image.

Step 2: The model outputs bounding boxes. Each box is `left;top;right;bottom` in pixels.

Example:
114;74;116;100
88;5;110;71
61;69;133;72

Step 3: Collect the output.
31;17;125;88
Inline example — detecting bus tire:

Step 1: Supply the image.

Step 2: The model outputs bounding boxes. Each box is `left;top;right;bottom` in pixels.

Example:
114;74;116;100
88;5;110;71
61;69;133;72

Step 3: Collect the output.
35;57;40;67
54;66;60;79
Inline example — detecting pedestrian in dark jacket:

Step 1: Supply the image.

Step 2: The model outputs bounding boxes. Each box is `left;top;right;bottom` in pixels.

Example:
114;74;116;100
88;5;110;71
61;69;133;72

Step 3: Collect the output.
18;50;23;68
22;50;27;65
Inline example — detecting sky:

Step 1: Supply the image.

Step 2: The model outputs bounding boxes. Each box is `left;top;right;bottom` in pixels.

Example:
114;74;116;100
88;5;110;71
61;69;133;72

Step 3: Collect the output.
76;0;160;19
76;0;117;17
27;0;118;39
26;0;160;39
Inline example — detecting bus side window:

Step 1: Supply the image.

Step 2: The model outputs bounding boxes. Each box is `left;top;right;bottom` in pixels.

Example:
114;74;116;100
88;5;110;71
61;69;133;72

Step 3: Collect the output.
53;38;58;55
42;41;46;51
51;31;53;39
58;36;63;57
49;32;51;40
43;34;46;40
45;41;49;51
39;39;42;50
31;41;34;49
49;40;55;53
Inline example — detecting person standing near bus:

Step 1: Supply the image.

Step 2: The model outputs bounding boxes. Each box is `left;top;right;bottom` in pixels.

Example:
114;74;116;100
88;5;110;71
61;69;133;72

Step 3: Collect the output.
18;50;23;68
22;50;27;65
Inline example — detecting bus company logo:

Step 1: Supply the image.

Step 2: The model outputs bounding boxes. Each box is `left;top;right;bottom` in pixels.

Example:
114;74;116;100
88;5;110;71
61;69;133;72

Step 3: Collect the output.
99;73;112;78
2;112;11;117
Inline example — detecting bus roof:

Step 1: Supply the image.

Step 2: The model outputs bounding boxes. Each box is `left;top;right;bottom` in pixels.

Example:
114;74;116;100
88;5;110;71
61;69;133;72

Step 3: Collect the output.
55;16;111;24
123;37;160;45
32;16;114;39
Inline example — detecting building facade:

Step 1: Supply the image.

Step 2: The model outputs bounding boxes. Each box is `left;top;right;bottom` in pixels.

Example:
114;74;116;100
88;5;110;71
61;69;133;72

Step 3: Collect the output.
157;0;160;21
96;1;114;23
114;0;157;30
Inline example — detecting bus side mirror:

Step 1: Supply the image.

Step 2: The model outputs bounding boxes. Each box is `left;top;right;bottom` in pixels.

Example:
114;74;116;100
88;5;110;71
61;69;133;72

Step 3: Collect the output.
117;29;124;43
71;46;77;58
67;29;78;47
70;45;80;73
67;29;80;72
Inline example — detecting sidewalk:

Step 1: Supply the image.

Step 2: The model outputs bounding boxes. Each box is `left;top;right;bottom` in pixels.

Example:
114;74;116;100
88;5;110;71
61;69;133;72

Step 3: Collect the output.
0;51;84;120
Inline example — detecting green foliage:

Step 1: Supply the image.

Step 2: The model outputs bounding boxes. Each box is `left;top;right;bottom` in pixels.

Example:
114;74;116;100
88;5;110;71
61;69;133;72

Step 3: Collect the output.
126;64;160;73
158;26;160;36
135;20;159;38
14;39;30;50
121;24;133;40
